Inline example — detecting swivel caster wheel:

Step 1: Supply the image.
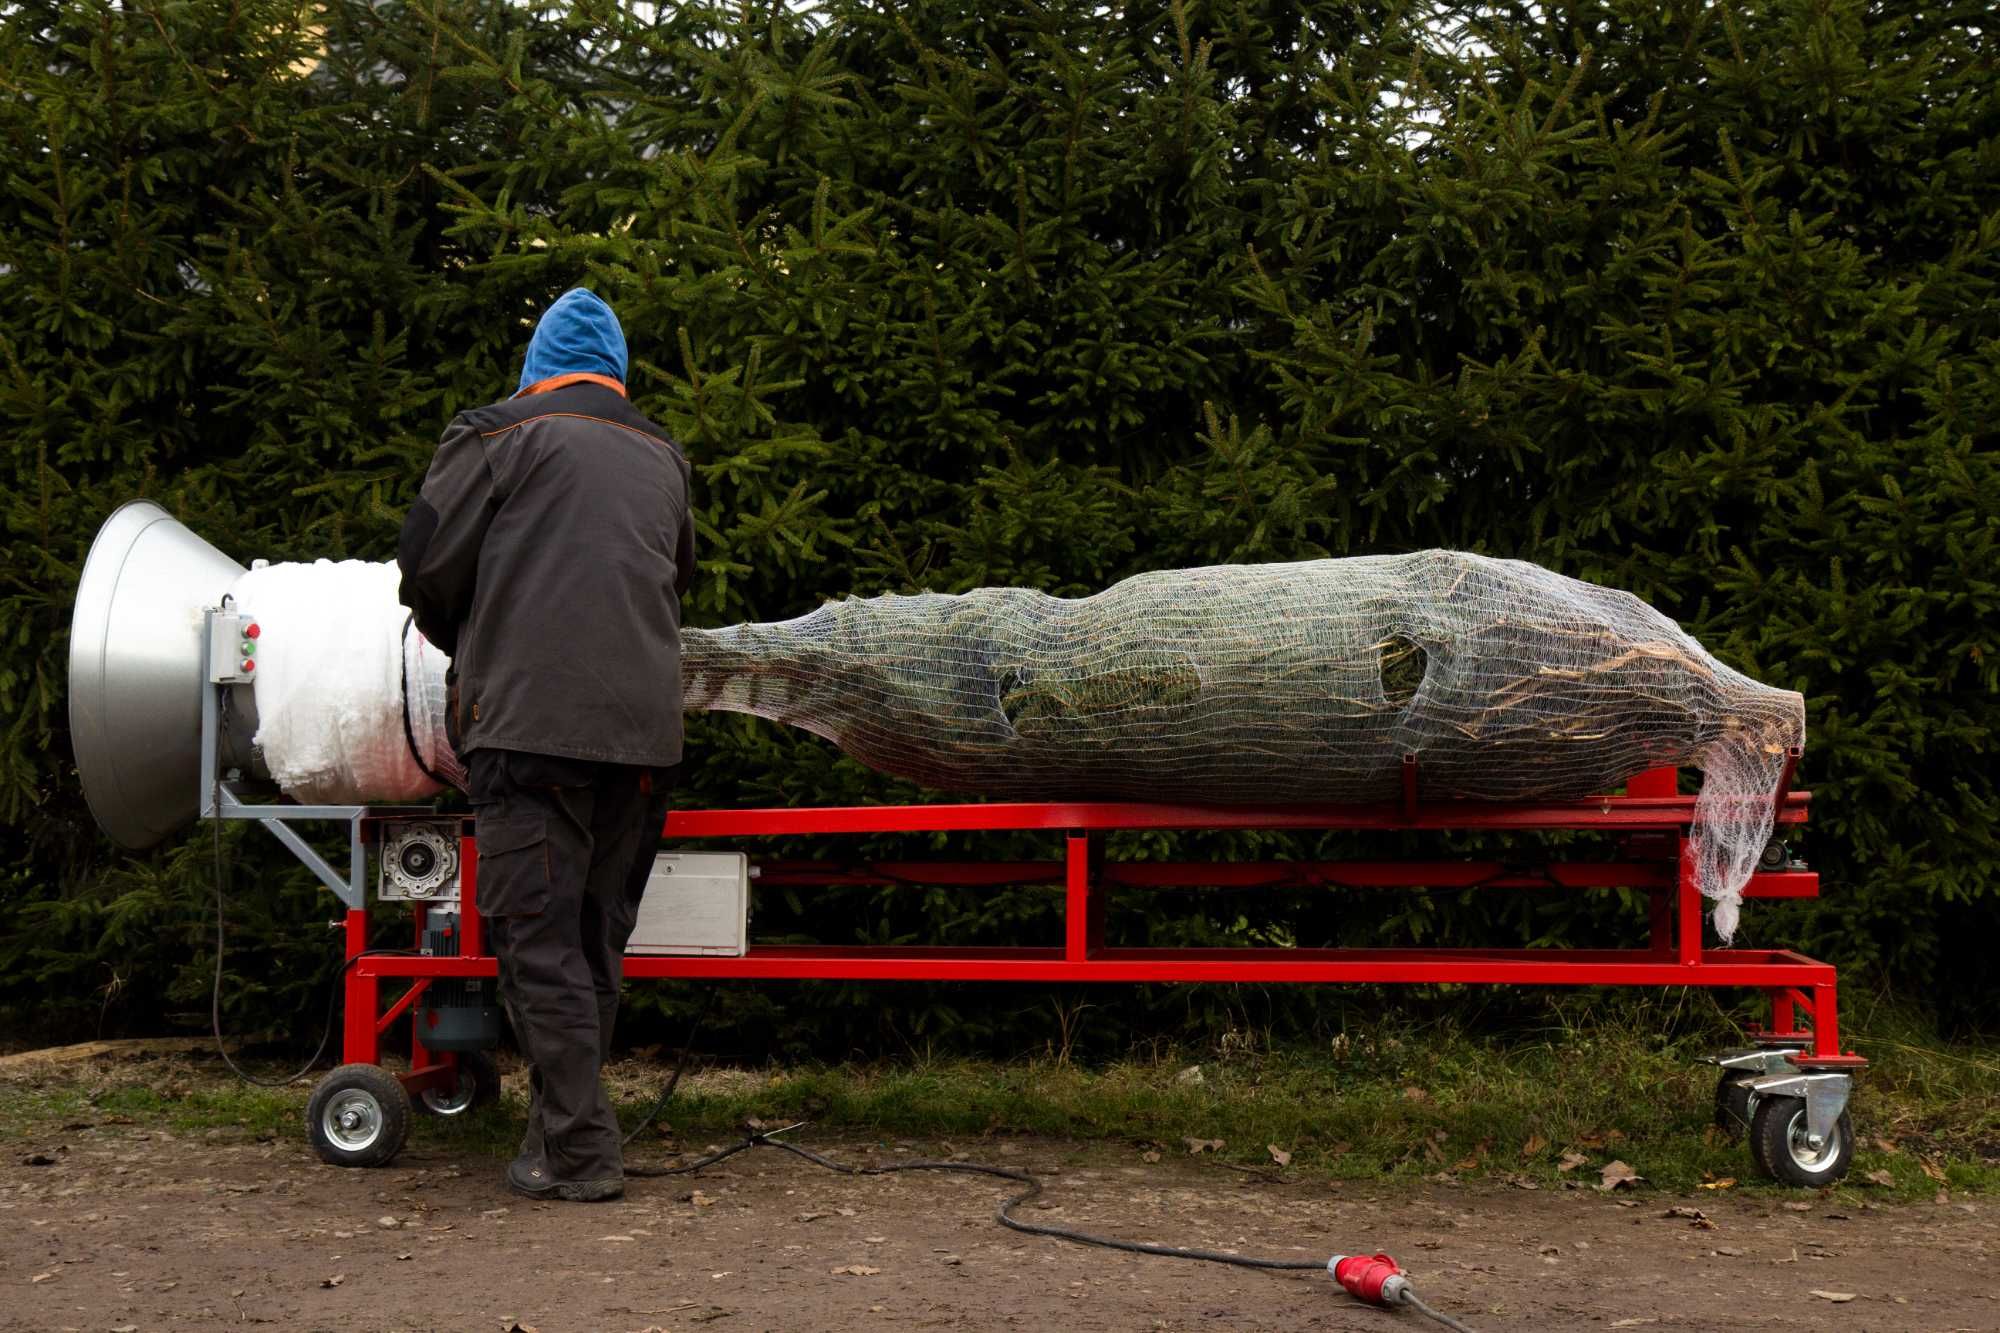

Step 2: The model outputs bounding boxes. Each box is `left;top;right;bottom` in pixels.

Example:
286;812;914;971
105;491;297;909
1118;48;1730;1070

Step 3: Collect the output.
1748;1094;1853;1187
415;1051;501;1118
307;1063;413;1168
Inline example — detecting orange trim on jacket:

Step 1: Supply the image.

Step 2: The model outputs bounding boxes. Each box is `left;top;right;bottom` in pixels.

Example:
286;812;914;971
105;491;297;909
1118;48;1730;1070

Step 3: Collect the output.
512;372;627;399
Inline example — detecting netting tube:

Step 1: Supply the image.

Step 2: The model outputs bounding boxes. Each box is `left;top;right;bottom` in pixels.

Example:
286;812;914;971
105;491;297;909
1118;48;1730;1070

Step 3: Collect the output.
228;560;464;803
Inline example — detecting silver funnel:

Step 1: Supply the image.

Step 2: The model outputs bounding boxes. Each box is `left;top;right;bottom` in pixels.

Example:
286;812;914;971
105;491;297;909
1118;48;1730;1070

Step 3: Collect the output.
69;501;262;849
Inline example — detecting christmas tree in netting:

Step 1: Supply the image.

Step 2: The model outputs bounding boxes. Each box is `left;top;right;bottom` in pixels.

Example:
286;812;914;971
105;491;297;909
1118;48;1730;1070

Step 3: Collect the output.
684;552;1805;939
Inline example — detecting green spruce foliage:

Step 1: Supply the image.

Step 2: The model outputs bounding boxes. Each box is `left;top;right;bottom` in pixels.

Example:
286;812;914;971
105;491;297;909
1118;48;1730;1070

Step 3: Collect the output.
2;1;1994;1049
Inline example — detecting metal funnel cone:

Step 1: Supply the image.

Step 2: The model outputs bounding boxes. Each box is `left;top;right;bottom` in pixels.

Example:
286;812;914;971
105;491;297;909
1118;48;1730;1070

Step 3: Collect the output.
68;501;253;848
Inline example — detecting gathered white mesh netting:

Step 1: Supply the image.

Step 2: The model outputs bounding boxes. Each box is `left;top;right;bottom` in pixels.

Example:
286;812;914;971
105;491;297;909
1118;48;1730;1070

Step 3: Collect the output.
229;560;464;803
684;551;1804;940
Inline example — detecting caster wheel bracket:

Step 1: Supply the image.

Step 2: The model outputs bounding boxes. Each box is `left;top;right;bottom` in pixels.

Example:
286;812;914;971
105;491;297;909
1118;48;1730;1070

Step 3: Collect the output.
1745;1070;1852;1149
1705;1046;1804;1076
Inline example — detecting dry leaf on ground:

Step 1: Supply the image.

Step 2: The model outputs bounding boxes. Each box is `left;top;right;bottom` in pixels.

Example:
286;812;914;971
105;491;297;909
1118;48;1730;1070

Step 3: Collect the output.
1267;1145;1292;1167
321;1274;345;1289
830;1265;881;1277
1183;1137;1224;1155
1597;1160;1644;1191
1809;1290;1856;1303
1520;1134;1549;1158
1863;1169;1895;1187
1557;1150;1589;1173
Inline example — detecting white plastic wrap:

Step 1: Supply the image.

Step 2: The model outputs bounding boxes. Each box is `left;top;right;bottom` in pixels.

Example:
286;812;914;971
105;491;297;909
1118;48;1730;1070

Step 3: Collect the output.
228;560;462;803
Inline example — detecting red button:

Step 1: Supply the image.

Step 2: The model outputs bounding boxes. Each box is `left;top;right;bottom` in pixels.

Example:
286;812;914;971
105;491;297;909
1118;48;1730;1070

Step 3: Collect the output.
245;623;261;640
241;659;256;673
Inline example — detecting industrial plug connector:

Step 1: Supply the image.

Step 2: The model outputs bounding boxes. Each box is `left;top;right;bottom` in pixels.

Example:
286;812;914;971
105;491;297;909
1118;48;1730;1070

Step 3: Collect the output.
1327;1253;1476;1332
1329;1251;1409;1305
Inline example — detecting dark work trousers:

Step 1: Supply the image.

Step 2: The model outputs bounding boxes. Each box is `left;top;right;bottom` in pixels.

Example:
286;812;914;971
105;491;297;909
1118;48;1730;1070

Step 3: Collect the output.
468;749;676;1183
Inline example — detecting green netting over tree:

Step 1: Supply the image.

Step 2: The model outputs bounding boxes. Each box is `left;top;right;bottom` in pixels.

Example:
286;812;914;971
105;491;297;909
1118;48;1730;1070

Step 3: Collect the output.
686;552;1805;938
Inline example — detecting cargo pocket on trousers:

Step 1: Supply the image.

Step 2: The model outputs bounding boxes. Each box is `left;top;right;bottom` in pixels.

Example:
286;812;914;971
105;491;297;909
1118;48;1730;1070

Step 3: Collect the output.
475;814;550;917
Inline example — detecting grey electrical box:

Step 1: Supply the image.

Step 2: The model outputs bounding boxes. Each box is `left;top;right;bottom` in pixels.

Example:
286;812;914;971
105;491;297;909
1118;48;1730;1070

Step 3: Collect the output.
628;853;750;956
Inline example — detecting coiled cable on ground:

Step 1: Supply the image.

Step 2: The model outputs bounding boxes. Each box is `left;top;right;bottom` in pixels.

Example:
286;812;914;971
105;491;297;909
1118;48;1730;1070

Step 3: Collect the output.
629;1127;1476;1328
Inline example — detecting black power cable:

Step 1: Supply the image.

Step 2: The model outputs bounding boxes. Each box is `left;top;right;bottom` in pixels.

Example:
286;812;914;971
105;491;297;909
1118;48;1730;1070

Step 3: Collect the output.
629;1127;1477;1330
621;986;716;1147
615;972;1474;1326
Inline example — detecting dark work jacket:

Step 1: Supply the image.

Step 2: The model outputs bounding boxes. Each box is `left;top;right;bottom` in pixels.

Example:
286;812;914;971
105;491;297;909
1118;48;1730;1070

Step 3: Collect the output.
397;381;695;767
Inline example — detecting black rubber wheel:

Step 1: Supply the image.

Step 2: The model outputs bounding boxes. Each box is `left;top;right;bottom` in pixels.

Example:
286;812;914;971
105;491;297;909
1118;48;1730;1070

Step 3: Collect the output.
416;1050;501;1117
1749;1095;1853;1188
1714;1070;1757;1139
306;1063;413;1168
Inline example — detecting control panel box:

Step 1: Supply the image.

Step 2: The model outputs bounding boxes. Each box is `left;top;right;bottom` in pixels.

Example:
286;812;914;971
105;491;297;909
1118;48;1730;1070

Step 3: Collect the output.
628;853;750;956
207;611;260;684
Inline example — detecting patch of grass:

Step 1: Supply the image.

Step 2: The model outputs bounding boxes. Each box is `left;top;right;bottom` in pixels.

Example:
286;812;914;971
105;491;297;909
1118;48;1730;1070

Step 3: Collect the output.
0;1074;299;1140
617;1042;1996;1200
4;996;1993;1204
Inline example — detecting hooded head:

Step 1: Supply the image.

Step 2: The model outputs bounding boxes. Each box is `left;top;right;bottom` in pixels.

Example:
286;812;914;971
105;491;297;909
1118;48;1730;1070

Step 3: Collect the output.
515;288;629;396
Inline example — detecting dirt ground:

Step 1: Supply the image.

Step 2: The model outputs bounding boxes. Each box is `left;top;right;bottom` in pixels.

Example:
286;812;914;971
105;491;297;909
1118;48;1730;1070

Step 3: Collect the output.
4;1111;1997;1333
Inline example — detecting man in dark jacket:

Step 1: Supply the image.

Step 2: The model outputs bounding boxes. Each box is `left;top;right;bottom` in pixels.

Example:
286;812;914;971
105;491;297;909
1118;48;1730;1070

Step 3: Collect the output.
397;288;695;1202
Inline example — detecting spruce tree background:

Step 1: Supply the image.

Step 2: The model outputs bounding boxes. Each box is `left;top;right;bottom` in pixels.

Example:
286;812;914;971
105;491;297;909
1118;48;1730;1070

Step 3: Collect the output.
2;0;1994;1052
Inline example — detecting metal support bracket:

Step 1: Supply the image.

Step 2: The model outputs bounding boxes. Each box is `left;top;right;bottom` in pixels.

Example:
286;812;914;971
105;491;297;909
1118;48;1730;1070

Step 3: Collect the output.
1707;1047;1805;1076
250;806;368;910
1746;1071;1852;1148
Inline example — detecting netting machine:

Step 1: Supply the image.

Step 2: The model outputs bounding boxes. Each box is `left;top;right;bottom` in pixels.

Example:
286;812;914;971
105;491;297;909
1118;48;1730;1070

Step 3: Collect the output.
69;504;1864;1189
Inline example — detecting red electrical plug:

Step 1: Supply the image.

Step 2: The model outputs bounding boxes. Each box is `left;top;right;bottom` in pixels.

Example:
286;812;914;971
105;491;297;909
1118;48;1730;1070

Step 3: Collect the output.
1328;1252;1411;1307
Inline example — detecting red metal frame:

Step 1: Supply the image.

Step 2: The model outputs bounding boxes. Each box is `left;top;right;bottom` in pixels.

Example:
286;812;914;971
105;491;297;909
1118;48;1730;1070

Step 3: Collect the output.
343;763;1863;1089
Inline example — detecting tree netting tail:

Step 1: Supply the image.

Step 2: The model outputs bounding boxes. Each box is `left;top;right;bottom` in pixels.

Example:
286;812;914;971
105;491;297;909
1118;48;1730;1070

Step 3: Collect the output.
684;551;1805;940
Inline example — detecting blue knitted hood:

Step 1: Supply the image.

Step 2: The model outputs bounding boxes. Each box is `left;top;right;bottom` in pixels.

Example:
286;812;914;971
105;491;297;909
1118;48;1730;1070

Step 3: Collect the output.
516;288;628;394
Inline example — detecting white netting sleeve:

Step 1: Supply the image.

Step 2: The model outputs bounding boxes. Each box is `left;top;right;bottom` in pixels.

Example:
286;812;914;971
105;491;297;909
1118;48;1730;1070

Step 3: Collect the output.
683;551;1804;940
228;560;463;803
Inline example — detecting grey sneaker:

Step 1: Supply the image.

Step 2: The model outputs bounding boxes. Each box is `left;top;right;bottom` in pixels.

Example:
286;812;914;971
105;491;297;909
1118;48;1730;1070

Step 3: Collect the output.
506;1155;623;1202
